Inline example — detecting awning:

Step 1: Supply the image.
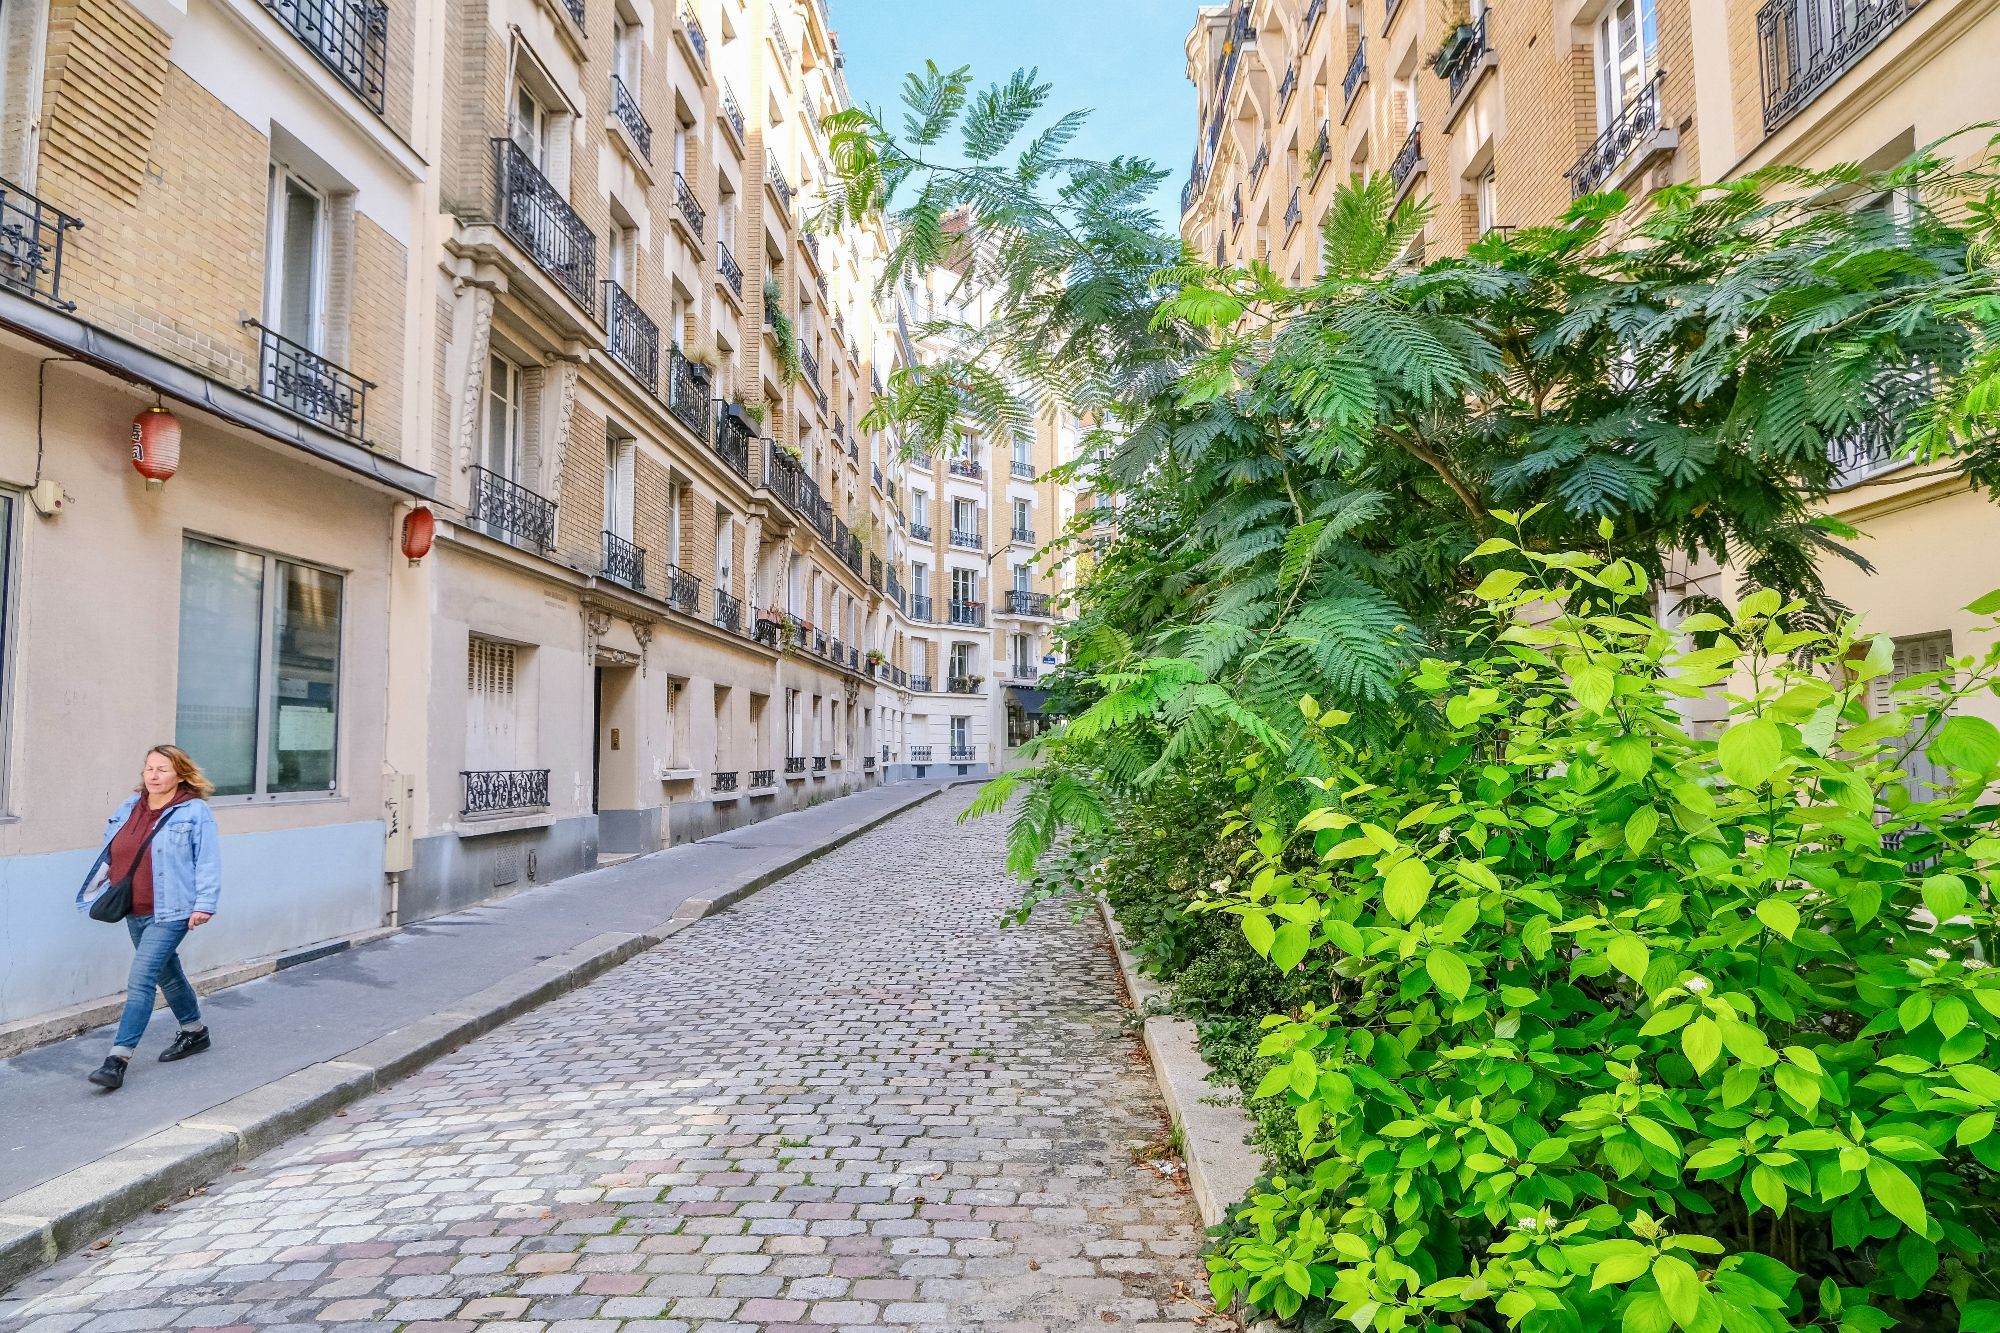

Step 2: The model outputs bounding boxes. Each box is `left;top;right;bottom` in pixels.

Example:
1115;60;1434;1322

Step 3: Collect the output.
1007;685;1050;717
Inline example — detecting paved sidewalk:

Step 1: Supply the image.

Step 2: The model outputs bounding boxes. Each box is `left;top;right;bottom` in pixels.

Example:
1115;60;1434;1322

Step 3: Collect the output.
0;788;1207;1332
0;781;951;1208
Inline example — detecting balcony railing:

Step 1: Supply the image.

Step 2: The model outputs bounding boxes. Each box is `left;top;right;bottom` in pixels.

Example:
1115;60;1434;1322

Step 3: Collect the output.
1231;186;1244;232
869;554;884;590
470;466;557;551
1438;10;1493;102
1757;0;1915;133
1344;40;1368;108
717;240;743;297
1567;73;1667;198
713;769;738;792
1010;525;1035;546
665;563;702;615
1248;143;1269;188
951;745;976;763
949;527;983;551
863;755;876;772
768;9;792;64
1008;663;1042;682
680;1;708;66
245;321;373;443
602;530;646;589
766;150;793;214
1284;188;1301;236
909;595;934;623
495;139;597;309
910;745;933;763
674;172;706;240
1305;0;1326;31
713;406;752;478
949;600;985;627
1311;121;1331;178
1829;370;1931;488
1278;64;1297;110
0;179;83;311
262;0;388;114
668;346;712;437
910;520;932;542
721;82;746;140
1390;125;1423;196
785;756;807;775
749;768;776;789
713;588;743;633
462;768;549;816
948;457;983;480
1006;590;1052;617
1010;459;1035;480
947;676;982;695
604;281;660;389
610;74;651;160
800;345;821;391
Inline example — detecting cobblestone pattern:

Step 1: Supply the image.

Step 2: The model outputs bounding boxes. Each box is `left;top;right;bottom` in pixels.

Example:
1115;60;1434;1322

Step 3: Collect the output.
1;795;1207;1333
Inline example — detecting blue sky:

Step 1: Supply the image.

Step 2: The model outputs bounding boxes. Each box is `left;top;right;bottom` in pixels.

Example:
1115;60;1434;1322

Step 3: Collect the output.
828;1;1198;224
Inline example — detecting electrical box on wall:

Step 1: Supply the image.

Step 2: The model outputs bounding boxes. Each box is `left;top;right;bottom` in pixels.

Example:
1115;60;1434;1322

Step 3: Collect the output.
28;479;65;516
383;770;414;873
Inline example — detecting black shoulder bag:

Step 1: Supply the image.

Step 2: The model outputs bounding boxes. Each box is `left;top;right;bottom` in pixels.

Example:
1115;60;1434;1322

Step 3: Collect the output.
88;808;177;924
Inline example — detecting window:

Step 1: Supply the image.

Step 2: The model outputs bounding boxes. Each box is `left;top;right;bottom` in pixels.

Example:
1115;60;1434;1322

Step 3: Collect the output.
911;559;928;592
612;12;640;89
664;677;689;768
1012;633;1033;675
604;429;635;540
513;83;554;174
785;688;802;757
1870;633;1954;810
665;477;683;564
265;167;326;355
1013;563;1031;595
1012;433;1031;470
483;353;525;480
177;537;343;798
950;715;970;752
1475;168;1497;235
949;641;976;680
950;567;978;606
715;508;735;594
1011;497;1030;535
610;222;638;290
952;497;977;534
1595;0;1657;127
749;691;769;760
466;636;534;773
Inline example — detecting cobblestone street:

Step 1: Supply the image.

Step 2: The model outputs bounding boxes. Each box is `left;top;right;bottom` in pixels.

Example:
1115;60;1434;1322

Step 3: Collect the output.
0;793;1208;1333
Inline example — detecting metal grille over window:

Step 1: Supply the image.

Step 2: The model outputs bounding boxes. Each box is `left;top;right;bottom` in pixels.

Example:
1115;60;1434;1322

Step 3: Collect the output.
262;0;389;114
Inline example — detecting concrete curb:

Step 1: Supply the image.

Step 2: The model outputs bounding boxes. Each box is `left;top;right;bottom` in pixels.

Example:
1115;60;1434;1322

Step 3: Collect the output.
0;783;946;1293
1097;898;1263;1232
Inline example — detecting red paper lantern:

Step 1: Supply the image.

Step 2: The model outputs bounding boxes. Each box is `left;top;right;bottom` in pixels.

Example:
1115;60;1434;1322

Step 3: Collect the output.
401;506;436;566
131;406;181;489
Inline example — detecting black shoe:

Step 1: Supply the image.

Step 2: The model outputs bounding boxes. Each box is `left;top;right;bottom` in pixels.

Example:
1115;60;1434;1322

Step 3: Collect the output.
87;1057;127;1090
158;1029;210;1063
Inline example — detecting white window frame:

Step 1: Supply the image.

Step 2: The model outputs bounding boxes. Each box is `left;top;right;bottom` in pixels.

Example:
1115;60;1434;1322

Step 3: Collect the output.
483;352;525;481
603;430;636;541
1594;0;1657;126
264;164;329;354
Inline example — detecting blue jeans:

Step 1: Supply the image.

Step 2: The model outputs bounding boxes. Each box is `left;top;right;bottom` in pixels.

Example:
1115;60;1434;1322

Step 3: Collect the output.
111;915;202;1057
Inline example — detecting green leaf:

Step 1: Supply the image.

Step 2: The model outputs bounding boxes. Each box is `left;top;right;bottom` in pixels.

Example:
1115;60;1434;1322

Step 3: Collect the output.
1271;921;1311;972
1383;858;1434;922
1473;568;1528;601
1923;873;1970;922
1970;591;2000;616
1931;715;2000;775
1242;912;1275;958
1685;1016;1722;1074
1592;1249;1652;1290
1572;664;1615;714
1653;1254;1702;1324
1625;806;1660;854
1756;899;1800;940
1623;1291;1673;1333
1718;717;1783;787
1961;1299;2000;1333
1866;1158;1929;1234
1427;949;1471;1001
1287;1049;1317;1100
1609;935;1651;983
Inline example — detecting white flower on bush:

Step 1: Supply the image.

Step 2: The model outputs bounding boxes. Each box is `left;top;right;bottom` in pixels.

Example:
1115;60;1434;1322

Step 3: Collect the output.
1211;879;1229;891
1684;977;1711;994
1929;947;1952;961
1968;958;1990;971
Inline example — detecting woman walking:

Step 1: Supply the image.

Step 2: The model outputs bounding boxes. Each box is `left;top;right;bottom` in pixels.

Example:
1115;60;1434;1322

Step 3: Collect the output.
76;745;222;1091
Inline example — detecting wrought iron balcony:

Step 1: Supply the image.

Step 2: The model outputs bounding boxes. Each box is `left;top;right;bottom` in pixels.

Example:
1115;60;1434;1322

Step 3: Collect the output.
910;520;932;542
713;588;743;633
721;83;746;140
1438;10;1493;102
950;745;975;763
909;596;934;623
1278;63;1297;110
831;637;845;664
495;139;597;309
749;768;776;789
560;0;582;24
909;674;935;693
610;74;651;160
1009;663;1042;682
1006;589;1052;617
891;666;908;687
873;463;884;489
947;675;982;695
800;345;821;391
762;440;806;512
1829;370;1930;488
717;240;743;297
601;530;646;589
1344;40;1368;108
948;600;985;627
1284;188;1301;236
604;281;660;389
664;562;702;615
1312;121;1331;177
910;745;933;762
869;554;883;590
1010;459;1035;480
680;1;708;66
713;769;738;792
949;527;983;551
863;755;876;771
1757;0;1915;133
674;172;706;240
1567;72;1667;198
668;345;712;437
785;755;807;775
813;628;828;656
462;768;549;816
766;150;793;213
768;9;791;65
245;321;373;443
1248;142;1269;189
948;457;983;480
262;0;388;114
0;179;82;311
1304;0;1326;31
713;407;752;478
1390;125;1423;196
1009;525;1034;546
1231;186;1244;232
470;466;557;551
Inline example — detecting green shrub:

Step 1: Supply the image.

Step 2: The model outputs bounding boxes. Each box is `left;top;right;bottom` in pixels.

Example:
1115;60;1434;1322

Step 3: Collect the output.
1200;524;2000;1332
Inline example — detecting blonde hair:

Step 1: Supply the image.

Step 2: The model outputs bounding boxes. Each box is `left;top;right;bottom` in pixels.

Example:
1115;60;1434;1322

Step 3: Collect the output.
138;744;216;799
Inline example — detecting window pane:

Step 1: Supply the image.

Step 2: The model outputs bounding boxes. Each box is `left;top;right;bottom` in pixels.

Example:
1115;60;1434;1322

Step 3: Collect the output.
177;539;264;797
279;179;321;349
268;561;341;793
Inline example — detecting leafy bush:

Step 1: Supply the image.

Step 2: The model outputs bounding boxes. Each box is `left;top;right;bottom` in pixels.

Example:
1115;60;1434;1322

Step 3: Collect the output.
1199;522;2000;1332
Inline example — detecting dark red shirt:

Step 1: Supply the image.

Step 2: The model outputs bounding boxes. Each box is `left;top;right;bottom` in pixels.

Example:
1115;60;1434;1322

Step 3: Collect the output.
109;791;191;917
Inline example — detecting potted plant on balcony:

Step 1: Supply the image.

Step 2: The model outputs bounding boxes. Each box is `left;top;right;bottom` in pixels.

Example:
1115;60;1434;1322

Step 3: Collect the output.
1429;17;1479;78
865;648;886;668
741;400;766;427
762;275;803;383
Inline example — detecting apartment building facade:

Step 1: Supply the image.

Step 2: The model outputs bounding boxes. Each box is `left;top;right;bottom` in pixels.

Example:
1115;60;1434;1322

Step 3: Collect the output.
0;0;435;1025
1179;0;2000;741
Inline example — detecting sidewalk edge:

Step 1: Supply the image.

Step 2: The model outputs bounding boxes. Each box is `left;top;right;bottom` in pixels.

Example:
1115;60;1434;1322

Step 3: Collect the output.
0;783;946;1294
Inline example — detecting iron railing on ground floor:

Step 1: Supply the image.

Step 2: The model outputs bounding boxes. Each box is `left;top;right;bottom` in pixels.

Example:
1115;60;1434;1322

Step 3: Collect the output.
462;768;550;816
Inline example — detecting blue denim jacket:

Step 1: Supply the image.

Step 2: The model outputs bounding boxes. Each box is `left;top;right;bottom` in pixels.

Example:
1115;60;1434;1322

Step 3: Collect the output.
74;796;222;922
